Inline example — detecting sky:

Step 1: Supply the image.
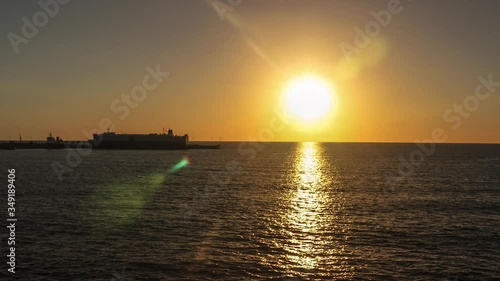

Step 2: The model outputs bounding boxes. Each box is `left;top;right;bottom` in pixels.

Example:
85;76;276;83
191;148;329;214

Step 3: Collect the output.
1;0;499;142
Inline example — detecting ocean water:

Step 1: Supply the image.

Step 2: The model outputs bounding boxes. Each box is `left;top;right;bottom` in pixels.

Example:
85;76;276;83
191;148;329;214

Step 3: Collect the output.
1;142;499;280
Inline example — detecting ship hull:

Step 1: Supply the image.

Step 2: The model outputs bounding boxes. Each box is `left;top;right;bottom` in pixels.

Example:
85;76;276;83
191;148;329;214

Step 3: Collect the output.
90;141;187;150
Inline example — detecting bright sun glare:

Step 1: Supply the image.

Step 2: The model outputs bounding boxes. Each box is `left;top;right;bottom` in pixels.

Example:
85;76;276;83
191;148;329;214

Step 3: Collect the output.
284;75;334;122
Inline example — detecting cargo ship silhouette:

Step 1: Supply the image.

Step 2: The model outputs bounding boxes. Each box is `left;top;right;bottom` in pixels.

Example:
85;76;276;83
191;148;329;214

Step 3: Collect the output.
0;129;220;150
89;128;220;150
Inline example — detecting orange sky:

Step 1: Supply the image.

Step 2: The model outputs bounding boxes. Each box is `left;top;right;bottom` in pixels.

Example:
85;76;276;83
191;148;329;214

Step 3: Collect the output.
1;0;499;142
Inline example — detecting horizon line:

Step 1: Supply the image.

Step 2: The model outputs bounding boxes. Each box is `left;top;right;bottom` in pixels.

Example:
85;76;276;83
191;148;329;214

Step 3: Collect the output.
1;139;499;145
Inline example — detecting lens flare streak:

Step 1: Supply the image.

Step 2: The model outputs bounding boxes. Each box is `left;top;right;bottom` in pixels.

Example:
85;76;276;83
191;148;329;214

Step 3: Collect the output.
168;155;191;174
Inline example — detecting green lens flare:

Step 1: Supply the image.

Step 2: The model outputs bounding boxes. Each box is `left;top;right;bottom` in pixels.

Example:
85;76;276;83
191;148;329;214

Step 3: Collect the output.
168;156;190;174
84;173;165;235
84;156;190;236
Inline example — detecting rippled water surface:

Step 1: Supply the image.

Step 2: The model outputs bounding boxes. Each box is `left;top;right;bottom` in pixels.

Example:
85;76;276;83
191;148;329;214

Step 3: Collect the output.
1;143;499;280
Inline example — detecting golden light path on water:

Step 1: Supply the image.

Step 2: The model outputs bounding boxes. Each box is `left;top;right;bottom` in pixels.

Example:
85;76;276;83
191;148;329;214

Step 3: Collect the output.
270;142;353;279
286;142;324;270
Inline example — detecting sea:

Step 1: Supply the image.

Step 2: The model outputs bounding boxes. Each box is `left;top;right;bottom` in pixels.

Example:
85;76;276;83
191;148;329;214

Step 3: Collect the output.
0;142;499;280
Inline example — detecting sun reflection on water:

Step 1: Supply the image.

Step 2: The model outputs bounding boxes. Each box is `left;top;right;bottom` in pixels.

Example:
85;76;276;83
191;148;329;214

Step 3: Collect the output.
273;142;353;279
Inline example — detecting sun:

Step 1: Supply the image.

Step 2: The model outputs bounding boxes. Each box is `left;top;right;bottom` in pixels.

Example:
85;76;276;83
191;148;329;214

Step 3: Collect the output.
284;75;334;122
